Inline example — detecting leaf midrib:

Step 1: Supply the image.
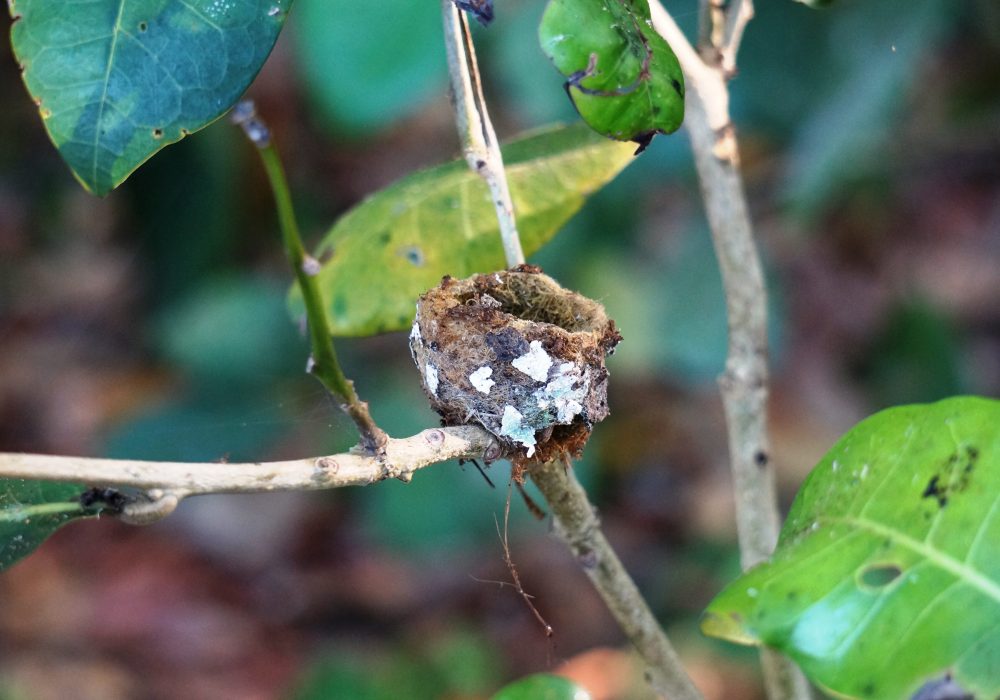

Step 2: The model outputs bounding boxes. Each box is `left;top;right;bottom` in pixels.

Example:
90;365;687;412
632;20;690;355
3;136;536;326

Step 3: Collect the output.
92;0;129;188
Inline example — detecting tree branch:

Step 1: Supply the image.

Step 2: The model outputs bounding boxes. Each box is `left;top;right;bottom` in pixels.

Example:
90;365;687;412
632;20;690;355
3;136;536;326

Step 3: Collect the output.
441;0;525;268
648;3;813;699
530;457;703;700
0;426;493;499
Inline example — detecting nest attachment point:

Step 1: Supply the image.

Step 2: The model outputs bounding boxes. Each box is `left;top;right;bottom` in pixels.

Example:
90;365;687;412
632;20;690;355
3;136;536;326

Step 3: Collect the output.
409;266;621;462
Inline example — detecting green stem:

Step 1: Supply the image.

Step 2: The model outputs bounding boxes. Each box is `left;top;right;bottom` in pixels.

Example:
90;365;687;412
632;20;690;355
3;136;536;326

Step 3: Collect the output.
234;103;387;453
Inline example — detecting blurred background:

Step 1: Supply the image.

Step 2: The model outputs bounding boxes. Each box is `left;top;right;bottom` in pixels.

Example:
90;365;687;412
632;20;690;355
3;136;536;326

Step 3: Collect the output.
1;0;998;697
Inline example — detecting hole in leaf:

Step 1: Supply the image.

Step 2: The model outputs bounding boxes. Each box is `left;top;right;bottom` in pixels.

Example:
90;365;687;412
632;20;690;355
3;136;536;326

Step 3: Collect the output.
859;563;903;589
152;128;164;139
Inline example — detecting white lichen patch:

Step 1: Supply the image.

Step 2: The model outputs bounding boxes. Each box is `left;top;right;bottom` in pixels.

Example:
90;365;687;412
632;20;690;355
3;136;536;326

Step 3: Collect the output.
500;405;537;457
424;364;439;396
534;362;588;423
511;340;552;382
469;366;495;395
409;319;422;344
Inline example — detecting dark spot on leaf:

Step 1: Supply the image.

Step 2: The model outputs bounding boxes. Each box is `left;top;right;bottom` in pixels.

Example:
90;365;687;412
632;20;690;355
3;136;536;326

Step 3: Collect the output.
152;128;164;139
400;246;425;267
922;475;948;508
378;231;390;246
862;683;876;697
332;294;347;319
754;450;768;467
138;21;148;32
859;563;903;589
671;77;683;96
786;590;798;601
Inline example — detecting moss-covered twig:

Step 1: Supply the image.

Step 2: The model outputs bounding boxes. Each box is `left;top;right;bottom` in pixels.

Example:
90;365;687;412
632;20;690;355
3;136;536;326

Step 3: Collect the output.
232;102;387;454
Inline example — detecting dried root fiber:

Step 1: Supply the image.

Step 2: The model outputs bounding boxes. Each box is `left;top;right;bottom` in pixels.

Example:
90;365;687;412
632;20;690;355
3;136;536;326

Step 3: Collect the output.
409;266;621;462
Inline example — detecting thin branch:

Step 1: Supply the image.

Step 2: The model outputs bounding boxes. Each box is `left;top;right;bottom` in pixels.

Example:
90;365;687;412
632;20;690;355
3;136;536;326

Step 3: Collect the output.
232;102;387;454
647;4;813;699
529;456;703;700
698;0;754;76
0;425;492;503
441;0;525;268
720;0;754;76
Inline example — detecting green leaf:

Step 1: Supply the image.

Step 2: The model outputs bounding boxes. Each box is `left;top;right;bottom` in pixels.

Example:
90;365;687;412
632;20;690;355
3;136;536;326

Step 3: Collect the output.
291;0;445;136
8;0;291;195
702;396;1000;699
1;480;99;570
538;0;684;148
492;674;591;700
296;123;635;337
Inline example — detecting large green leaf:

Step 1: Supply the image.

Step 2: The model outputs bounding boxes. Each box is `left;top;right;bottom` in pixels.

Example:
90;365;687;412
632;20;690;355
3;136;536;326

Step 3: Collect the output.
1;480;103;570
492;674;591;700
8;0;291;195
703;396;1000;699
539;0;684;149
296;123;635;337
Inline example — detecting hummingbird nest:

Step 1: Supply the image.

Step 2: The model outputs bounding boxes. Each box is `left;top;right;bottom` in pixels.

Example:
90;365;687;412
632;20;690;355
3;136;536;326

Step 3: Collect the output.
409;266;621;463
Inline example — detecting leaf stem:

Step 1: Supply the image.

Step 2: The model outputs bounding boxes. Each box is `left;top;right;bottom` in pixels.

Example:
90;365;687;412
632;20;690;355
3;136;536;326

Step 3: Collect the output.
441;0;525;268
232;102;387;454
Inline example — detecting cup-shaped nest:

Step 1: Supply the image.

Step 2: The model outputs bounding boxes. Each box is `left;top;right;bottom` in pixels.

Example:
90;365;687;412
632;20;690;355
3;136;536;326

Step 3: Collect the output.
409;266;621;462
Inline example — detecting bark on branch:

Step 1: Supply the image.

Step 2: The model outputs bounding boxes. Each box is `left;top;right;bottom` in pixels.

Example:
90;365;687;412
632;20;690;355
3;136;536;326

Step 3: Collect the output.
650;3;813;699
0;426;494;499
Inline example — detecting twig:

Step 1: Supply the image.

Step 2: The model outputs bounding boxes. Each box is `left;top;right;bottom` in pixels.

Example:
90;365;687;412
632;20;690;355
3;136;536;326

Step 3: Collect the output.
441;0;525;268
0;426;493;502
232;102;388;454
648;4;813;699
495;482;553;638
529;456;703;700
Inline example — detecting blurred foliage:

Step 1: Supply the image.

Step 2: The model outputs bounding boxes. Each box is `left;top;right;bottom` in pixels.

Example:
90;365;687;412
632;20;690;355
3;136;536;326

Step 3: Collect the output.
293;628;502;700
854;300;967;408
292;0;447;136
492;673;590;700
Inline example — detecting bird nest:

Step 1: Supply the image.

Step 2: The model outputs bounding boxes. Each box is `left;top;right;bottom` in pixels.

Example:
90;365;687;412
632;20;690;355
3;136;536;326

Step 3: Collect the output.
409;265;621;463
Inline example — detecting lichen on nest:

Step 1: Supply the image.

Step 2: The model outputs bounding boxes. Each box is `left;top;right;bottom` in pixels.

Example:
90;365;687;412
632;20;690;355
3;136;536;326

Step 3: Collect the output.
409;265;621;463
